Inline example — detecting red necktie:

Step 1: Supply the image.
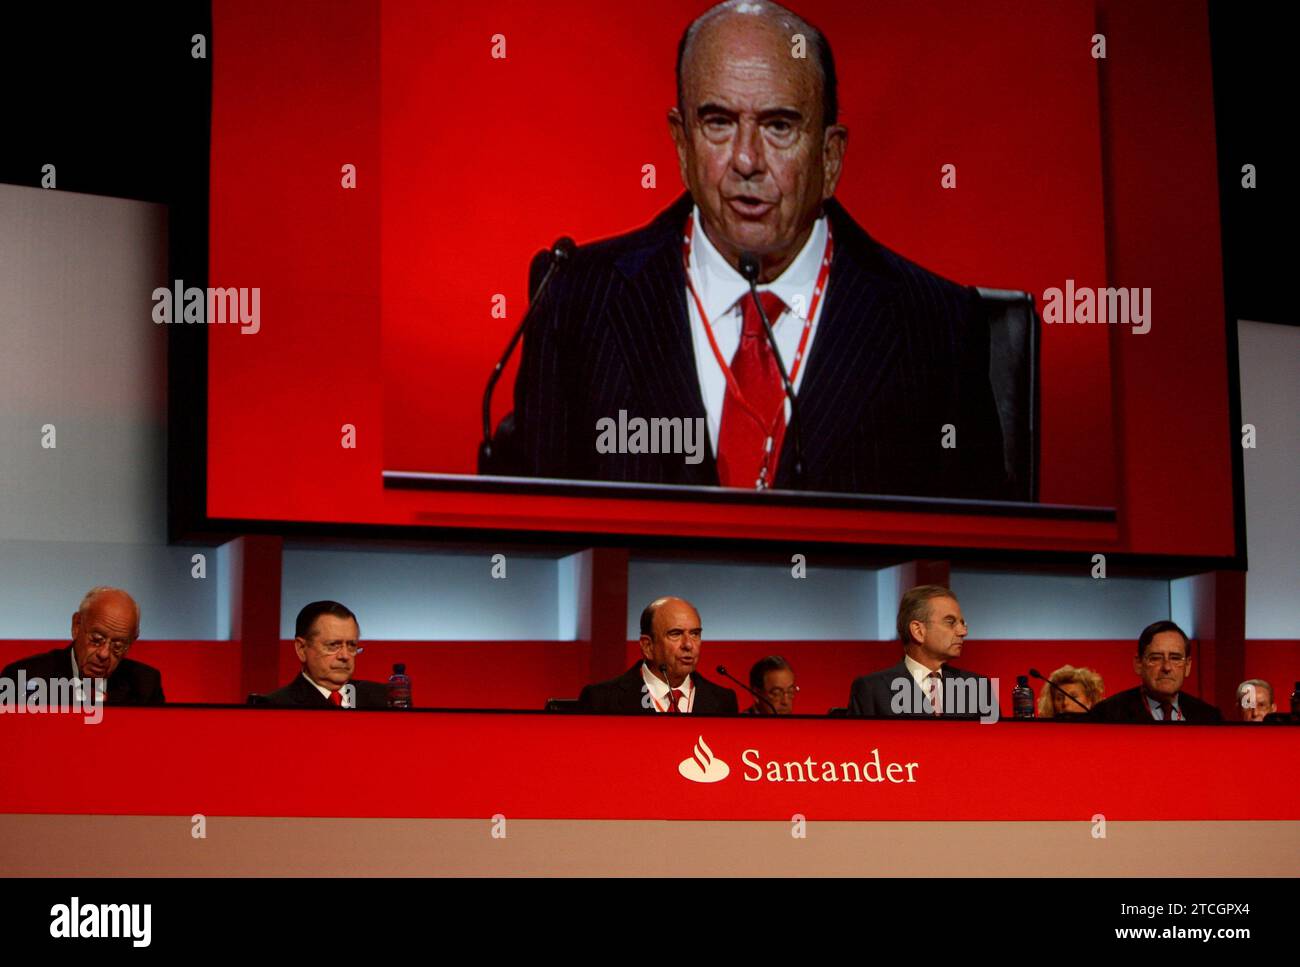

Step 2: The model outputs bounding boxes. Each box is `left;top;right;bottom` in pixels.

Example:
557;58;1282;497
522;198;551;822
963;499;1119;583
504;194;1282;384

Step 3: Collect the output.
667;688;684;713
329;690;343;707
1158;700;1174;721
717;292;787;488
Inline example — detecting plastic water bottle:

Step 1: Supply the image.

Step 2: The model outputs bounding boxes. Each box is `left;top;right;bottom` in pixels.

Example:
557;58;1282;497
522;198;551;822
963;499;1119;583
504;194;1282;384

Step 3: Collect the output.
386;663;411;709
1012;675;1035;719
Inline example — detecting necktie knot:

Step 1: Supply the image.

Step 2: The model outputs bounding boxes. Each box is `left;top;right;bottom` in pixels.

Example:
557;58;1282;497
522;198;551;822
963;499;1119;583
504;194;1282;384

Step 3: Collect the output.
717;291;789;488
741;291;786;338
329;690;343;707
667;688;684;713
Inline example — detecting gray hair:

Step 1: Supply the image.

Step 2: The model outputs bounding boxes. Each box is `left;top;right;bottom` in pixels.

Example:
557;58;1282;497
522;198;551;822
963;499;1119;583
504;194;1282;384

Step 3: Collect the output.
79;586;141;634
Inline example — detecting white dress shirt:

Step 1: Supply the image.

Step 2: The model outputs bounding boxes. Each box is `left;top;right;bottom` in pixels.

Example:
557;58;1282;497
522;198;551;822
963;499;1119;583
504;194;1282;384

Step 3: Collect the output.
1142;691;1183;721
303;671;352;708
904;653;943;714
641;662;695;713
70;648;106;705
685;206;830;457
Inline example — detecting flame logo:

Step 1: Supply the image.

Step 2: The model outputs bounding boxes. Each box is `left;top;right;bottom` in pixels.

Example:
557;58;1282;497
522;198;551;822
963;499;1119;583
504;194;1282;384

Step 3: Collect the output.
678;735;730;783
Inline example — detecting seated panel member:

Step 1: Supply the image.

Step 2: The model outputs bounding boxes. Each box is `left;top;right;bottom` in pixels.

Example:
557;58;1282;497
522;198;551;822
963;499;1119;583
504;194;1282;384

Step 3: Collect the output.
263;601;387;709
1235;678;1276;723
0;586;164;705
744;655;798;715
1036;664;1104;718
848;585;987;717
577;596;738;715
1088;621;1223;723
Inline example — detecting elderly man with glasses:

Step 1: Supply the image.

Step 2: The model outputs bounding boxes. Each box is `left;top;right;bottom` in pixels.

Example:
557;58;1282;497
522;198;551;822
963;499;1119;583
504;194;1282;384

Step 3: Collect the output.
1088;620;1223;723
263;601;388;709
1;586;165;705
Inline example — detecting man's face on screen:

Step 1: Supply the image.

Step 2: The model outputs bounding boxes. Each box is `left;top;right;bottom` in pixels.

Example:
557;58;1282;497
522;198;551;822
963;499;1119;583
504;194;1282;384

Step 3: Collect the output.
1134;631;1189;699
295;615;360;690
670;12;845;280
640;598;702;688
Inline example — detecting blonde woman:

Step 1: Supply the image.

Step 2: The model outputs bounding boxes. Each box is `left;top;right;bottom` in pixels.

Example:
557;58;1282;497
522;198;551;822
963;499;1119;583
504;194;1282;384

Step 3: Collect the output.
1037;664;1104;717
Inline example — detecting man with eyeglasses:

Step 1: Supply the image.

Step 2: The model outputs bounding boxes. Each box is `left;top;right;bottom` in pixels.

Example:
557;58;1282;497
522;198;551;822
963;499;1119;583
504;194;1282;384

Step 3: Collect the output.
1088;620;1223;723
744;655;798;715
576;596;738;714
1;586;164;705
263;601;388;709
848;585;988;717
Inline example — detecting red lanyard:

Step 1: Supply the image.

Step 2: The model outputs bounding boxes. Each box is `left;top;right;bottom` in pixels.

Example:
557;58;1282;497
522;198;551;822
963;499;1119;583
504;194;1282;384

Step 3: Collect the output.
682;213;834;478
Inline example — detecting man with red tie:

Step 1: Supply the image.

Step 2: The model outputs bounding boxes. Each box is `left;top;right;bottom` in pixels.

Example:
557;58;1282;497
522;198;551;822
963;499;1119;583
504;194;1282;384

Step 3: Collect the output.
261;601;388;709
577;596;739;715
507;0;1005;498
1088;621;1223;723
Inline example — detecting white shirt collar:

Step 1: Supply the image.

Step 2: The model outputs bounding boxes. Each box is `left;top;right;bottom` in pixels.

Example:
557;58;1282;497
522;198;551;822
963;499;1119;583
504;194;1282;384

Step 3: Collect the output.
70;648;106;703
1143;691;1182;720
903;653;942;690
302;671;351;708
640;662;693;713
689;205;828;324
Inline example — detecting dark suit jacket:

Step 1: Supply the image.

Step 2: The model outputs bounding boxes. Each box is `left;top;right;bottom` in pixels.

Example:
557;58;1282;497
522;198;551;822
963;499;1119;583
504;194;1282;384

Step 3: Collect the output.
510;193;1006;498
577;662;739;715
848;659;988;718
262;673;390;709
1088;685;1223;723
0;644;164;705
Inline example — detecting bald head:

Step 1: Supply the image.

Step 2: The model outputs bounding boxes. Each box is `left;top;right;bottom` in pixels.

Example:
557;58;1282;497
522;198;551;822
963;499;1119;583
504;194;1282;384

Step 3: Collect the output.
676;0;837;130
638;596;703;687
71;586;140;679
668;1;847;282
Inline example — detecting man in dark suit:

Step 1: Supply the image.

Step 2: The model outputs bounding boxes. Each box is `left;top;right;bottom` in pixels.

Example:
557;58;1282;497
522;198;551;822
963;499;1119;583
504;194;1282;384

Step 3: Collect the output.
507;0;1005;498
849;585;992;719
1089;621;1223;723
0;586;164;706
262;601;387;709
578;596;738;715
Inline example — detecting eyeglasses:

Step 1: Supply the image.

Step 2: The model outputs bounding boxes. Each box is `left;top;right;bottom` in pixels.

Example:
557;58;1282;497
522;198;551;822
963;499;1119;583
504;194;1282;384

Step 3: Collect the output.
1142;653;1187;667
314;638;364;656
86;631;133;656
765;686;800;699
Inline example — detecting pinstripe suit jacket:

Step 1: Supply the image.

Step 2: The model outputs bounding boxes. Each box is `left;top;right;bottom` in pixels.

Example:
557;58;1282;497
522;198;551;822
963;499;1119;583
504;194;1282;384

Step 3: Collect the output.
510;194;1006;498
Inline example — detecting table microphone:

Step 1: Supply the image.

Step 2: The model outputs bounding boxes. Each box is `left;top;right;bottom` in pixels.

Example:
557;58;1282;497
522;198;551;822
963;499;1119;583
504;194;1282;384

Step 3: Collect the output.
737;251;805;489
479;236;575;468
716;664;777;714
1029;667;1091;714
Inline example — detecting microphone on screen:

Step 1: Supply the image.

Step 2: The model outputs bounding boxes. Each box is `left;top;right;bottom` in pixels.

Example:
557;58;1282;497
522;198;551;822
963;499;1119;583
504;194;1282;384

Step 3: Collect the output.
738;251;804;488
716;664;777;715
1029;667;1091;714
479;236;575;473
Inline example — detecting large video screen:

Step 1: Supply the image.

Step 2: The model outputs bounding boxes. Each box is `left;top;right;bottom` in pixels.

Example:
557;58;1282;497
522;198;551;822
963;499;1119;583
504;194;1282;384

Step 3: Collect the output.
203;0;1237;558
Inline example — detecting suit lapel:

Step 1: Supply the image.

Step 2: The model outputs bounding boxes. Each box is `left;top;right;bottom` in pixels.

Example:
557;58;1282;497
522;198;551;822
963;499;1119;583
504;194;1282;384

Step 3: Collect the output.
776;201;902;485
607;202;716;482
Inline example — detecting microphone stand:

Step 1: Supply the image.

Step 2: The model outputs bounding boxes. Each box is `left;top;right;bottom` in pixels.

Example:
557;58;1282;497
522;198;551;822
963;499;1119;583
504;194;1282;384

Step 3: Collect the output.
479;236;574;468
737;251;804;489
716;664;778;714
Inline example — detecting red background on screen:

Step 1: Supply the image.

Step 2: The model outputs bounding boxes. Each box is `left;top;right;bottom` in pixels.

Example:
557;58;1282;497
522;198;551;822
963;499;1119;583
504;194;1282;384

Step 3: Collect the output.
207;0;1234;557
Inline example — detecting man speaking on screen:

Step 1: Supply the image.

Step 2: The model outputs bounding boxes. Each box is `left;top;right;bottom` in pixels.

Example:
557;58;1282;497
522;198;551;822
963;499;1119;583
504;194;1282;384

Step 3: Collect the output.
508;0;1006;497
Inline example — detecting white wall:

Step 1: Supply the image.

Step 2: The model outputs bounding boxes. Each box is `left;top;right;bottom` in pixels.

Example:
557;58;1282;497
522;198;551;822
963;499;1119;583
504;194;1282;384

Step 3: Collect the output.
1238;319;1299;638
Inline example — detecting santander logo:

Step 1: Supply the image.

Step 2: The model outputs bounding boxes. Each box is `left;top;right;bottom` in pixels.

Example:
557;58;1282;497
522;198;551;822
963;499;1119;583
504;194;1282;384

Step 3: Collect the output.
678;735;730;783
